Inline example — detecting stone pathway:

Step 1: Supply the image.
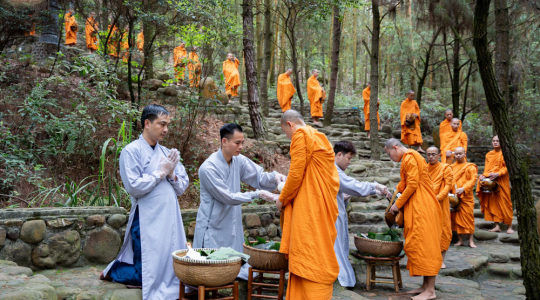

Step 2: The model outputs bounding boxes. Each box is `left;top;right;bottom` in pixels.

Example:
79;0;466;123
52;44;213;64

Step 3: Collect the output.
0;236;525;300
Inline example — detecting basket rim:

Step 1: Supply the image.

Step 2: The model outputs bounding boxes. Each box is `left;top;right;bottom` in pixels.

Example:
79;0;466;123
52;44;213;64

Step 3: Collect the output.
243;243;284;255
354;235;403;245
172;248;242;264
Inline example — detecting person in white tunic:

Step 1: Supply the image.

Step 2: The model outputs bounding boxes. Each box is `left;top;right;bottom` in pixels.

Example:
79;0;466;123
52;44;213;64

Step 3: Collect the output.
333;140;389;288
101;104;189;300
193;123;285;279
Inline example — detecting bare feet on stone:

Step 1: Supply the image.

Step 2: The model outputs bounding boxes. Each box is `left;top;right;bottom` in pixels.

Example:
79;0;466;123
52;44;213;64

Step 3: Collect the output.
489;225;501;232
454;242;463;246
411;290;437;300
469;241;477;248
406;287;426;294
507;228;515;234
441;262;447;269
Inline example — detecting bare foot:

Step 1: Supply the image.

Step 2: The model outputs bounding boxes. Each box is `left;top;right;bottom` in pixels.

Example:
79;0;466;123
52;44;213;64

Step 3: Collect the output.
469;241;477;248
411;290;436;300
417;148;426;153
454;242;463;247
507;228;515;234
441;262;446;269
406;287;426;294
488;228;501;232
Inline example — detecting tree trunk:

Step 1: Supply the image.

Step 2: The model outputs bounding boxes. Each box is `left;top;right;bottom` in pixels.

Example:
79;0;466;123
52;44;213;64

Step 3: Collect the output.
259;0;273;117
142;19;154;79
243;0;266;139
451;29;461;115
473;2;540;299
269;0;279;87
239;53;245;105
287;25;304;115
39;0;60;45
416;27;441;108
256;0;264;84
323;4;342;126
369;0;381;160
494;0;510;104
352;8;358;91
278;22;286;75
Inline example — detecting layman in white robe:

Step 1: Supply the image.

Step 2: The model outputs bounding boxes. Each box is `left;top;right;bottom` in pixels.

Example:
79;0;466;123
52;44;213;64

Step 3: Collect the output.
101;104;189;300
333;140;389;288
193;123;285;279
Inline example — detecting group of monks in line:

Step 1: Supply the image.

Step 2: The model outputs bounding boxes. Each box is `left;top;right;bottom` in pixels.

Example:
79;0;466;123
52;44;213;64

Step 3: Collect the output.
62;9;145;60
99;99;514;299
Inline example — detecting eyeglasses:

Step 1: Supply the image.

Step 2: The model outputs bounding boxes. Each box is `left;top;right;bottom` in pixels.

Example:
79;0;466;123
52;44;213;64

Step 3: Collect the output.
426;154;438;157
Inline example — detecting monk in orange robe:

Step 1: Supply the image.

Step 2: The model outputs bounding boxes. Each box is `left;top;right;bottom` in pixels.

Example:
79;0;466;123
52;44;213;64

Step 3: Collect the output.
277;110;340;300
307;69;325;125
440;118;468;164
64;9;77;46
477;135;514;234
174;43;187;85
187;47;201;88
107;24;120;58
223;53;241;99
451;147;478;248
439;109;462;137
386;139;442;300
120;29;129;63
277;69;296;112
362;82;380;138
400;90;424;153
85;12;98;53
426;146;453;269
136;31;144;52
24;14;35;36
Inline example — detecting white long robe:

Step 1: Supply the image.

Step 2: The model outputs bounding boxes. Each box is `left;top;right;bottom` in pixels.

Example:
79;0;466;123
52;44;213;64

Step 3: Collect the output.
193;148;278;279
335;164;376;287
103;135;189;300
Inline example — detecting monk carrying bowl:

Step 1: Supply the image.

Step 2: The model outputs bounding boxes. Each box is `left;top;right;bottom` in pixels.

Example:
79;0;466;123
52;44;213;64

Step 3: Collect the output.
480;179;499;193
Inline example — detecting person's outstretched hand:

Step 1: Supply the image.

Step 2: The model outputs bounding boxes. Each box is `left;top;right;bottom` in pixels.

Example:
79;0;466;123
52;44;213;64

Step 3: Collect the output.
259;190;280;202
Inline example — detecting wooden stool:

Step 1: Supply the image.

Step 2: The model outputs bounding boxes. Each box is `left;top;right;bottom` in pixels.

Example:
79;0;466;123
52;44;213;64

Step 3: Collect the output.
179;281;239;300
352;252;404;292
247;267;286;300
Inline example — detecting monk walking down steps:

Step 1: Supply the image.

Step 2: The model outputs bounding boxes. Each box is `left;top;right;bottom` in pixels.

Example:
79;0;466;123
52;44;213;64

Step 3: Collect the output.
400;91;425;153
477;136;514;234
451;147;478;248
223;53;241;101
426;146;453;269
385;138;442;300
307;69;325;125
277;69;296;112
362;82;380;138
278;110;340;300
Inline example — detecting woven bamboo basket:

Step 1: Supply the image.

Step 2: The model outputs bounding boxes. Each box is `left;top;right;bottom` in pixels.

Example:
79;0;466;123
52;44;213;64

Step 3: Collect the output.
354;236;403;257
243;244;288;271
171;248;242;287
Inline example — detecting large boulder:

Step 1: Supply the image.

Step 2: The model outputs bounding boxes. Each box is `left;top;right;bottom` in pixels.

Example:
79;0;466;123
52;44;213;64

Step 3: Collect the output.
199;77;228;104
20;220;46;244
32;231;81;268
83;226;121;264
145;79;164;91
4;240;32;267
432;125;441;148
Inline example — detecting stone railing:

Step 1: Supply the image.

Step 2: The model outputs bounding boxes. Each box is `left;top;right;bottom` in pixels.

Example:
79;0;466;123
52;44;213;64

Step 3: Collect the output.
0;205;282;269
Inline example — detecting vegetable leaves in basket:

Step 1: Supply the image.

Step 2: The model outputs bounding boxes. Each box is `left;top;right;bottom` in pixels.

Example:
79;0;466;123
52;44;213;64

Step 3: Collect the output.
366;230;401;242
245;237;281;251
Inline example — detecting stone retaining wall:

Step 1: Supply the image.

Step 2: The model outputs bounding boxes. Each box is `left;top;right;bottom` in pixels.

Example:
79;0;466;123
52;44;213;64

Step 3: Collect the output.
0;205;282;270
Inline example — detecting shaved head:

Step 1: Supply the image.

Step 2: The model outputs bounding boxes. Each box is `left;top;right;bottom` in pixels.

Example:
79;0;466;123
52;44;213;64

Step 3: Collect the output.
455;147;465;153
426;146;440;164
427;146;440;153
385;138;405;150
281;110;304;126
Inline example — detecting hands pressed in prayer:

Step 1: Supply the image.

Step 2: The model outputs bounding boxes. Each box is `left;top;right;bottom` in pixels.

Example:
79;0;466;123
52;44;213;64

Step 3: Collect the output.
259;190;280;202
456;187;465;195
275;173;287;184
166;149;180;180
488;173;499;180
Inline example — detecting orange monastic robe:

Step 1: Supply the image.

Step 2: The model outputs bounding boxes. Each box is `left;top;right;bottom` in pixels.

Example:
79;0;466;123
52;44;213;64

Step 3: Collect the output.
174;45;188;81
428;162;453;251
439;119;462;136
223;58;241;97
24;15;35;36
362;86;380;131
137;32;144;51
400;99;423;146
307;75;324;117
65;13;77;45
450;162;478;234
277;73;296;112
395;150;442;276
477;150;513;226
440;131;468;164
279;126;340;300
120;32;129;62
107;25;120;57
187;52;200;88
85;17;98;50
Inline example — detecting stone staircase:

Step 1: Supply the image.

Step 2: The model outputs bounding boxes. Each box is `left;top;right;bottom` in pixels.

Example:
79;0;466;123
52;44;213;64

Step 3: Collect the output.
212;95;540;247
